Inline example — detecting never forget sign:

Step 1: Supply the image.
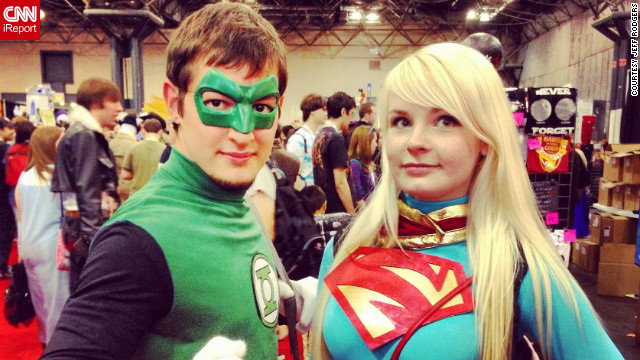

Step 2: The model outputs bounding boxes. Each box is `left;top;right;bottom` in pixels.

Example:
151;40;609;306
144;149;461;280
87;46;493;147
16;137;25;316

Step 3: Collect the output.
0;0;40;41
525;87;578;136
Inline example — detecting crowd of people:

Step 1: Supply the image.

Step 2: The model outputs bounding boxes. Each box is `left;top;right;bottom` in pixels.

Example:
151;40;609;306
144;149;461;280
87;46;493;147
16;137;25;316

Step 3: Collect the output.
0;2;625;360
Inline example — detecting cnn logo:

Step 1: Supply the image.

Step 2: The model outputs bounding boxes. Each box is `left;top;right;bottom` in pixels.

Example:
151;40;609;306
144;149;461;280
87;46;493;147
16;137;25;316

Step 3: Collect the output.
4;6;37;23
0;0;40;41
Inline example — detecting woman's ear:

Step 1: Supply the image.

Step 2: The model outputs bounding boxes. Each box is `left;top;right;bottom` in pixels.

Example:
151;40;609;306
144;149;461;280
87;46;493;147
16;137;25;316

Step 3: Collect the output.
163;80;182;127
480;142;488;156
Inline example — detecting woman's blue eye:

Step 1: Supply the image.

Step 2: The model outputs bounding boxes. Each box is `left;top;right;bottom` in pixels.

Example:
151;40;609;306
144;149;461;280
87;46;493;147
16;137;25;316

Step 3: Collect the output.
391;117;411;128
437;115;460;127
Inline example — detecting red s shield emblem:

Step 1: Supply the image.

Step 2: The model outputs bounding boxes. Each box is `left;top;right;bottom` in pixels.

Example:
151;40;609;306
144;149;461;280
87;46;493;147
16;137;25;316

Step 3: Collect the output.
324;247;474;349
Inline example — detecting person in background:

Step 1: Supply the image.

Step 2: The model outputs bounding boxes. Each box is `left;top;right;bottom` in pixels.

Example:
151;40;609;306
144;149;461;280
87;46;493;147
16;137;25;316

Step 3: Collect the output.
120;119;166;196
311;43;623;359
51;77;122;292
348;125;378;205
312;91;359;214
287;94;327;188
300;184;327;216
281;124;296;146
5;121;36;244
0;118;15;279
270;124;300;186
109;113;139;202
15;125;69;346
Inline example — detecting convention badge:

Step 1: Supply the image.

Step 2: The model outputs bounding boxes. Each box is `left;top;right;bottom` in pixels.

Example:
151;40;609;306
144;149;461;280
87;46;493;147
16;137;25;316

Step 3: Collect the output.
324;247;474;349
194;69;280;134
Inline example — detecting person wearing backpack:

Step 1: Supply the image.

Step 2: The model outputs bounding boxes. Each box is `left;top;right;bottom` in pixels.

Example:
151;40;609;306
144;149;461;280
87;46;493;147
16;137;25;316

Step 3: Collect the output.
348;125;378;205
311;43;622;360
287;94;327;187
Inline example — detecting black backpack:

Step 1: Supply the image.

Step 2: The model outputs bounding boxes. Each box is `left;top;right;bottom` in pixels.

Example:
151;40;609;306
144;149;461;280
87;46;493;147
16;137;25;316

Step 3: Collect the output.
268;159;325;280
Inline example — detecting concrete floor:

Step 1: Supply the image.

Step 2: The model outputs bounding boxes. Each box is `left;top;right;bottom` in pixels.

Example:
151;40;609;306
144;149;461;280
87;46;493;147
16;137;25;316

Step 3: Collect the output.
569;264;639;359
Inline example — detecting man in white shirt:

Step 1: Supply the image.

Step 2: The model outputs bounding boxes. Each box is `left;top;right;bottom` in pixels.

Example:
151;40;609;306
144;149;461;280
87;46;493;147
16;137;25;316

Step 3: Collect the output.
286;94;326;187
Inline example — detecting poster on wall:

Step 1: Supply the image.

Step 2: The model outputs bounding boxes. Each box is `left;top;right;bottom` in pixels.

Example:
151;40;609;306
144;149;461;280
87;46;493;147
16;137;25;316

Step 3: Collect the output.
525;87;578;136
526;134;572;173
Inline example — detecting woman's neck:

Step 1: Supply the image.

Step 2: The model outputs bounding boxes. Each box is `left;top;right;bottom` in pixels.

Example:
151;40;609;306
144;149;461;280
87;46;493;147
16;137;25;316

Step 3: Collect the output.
401;192;469;214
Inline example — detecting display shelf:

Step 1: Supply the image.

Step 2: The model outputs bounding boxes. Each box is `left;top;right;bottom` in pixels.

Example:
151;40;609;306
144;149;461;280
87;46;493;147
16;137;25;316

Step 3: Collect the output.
592;203;639;218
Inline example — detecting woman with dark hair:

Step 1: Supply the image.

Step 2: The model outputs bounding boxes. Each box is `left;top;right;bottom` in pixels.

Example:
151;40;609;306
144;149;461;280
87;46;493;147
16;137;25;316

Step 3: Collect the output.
15;125;69;346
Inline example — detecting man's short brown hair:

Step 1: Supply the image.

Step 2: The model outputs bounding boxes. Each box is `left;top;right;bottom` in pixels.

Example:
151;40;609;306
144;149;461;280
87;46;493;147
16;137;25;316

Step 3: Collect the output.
359;102;375;120
300;94;325;122
76;78;121;110
142;119;163;134
166;2;288;115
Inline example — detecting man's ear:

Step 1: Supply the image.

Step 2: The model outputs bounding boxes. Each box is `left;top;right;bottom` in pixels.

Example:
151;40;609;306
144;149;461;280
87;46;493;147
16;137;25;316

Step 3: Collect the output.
276;95;285;119
163;80;182;126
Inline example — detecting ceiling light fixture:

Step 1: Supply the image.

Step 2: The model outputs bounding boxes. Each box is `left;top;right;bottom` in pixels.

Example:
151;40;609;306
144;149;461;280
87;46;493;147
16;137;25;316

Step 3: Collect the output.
349;10;363;21
466;9;476;20
366;12;380;22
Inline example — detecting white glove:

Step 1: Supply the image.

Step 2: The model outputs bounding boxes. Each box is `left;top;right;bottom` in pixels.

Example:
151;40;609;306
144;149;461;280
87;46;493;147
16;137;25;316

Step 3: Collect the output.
278;276;318;334
193;336;246;360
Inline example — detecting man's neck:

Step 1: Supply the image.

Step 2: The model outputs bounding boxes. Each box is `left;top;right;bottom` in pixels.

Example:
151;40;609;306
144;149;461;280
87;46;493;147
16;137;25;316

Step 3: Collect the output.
326;118;340;131
144;133;162;142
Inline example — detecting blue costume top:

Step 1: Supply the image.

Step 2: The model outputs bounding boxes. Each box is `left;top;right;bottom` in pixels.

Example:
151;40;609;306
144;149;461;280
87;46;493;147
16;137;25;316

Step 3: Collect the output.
318;194;623;359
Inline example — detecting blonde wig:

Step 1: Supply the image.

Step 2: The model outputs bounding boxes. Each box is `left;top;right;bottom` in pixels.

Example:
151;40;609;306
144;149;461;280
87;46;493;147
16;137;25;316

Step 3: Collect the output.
312;43;591;359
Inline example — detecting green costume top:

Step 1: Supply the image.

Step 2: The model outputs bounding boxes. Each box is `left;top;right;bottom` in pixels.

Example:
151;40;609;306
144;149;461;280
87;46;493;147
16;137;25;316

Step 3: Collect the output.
111;148;279;359
42;147;279;360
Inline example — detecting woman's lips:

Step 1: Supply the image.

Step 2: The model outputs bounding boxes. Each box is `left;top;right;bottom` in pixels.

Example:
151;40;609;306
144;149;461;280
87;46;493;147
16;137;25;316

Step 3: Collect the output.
403;163;436;176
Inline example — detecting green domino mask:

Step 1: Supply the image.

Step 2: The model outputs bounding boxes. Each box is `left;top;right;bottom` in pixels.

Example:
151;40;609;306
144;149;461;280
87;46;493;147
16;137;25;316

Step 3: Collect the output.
194;69;280;134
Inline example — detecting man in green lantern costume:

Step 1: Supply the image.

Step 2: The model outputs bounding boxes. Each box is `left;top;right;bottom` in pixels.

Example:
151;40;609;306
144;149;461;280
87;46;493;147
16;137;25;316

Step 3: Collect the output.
42;3;289;359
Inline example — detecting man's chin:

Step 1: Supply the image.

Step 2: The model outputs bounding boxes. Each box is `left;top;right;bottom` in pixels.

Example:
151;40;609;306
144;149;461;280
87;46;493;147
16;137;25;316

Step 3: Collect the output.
209;176;254;193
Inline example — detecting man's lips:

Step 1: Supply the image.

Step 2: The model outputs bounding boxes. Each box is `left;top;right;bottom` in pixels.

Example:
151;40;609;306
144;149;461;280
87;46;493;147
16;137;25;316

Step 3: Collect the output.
223;151;255;164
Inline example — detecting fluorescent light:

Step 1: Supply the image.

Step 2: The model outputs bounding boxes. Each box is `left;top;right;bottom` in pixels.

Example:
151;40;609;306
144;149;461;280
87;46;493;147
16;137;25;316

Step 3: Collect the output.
349;10;363;21
366;12;379;22
40;9;46;20
466;9;476;20
479;11;491;22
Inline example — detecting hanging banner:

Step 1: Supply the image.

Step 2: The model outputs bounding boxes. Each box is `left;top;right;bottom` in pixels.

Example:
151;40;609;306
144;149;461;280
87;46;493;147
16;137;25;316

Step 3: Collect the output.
526;134;572;173
525;87;578;135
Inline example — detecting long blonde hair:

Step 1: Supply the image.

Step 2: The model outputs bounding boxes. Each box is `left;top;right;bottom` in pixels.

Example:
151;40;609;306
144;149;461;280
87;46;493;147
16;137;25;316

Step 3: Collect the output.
311;43;588;359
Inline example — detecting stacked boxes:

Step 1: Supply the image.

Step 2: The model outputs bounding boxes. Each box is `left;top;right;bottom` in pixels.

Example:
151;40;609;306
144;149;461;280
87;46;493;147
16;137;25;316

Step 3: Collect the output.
597;243;640;297
600;144;640;210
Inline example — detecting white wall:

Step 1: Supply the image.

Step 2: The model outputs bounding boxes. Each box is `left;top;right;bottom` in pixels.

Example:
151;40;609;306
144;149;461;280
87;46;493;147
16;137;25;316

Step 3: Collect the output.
518;8;616;103
0;41;411;125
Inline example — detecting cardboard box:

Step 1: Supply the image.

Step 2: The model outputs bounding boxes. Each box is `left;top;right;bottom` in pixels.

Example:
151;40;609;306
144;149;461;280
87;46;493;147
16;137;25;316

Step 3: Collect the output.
589;213;604;244
603;144;640;182
602;214;635;244
600;243;637;264
612;184;625;209
571;241;581;266
624;185;640;211
597;243;640;297
623;151;640;184
596;263;640;296
577;240;600;272
598;178;620;207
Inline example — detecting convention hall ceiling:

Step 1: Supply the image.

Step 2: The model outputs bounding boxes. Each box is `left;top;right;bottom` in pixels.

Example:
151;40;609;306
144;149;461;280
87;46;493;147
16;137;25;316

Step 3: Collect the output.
39;0;626;62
